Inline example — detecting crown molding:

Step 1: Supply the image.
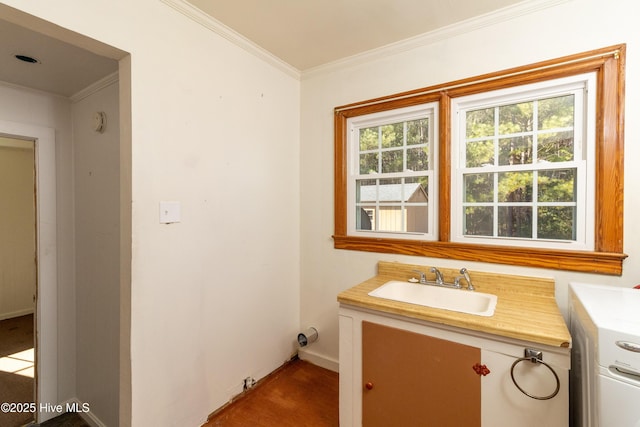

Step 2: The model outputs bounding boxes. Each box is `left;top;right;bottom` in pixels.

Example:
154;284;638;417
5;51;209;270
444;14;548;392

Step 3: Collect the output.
160;0;301;80
70;71;119;103
302;0;571;79
160;0;569;81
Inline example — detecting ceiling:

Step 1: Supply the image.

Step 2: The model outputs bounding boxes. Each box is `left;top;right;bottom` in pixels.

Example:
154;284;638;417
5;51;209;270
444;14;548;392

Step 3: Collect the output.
0;18;118;98
0;0;524;96
186;0;525;70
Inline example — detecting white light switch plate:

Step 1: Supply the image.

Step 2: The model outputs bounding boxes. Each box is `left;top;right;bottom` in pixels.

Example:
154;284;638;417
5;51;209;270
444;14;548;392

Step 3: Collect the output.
159;201;181;224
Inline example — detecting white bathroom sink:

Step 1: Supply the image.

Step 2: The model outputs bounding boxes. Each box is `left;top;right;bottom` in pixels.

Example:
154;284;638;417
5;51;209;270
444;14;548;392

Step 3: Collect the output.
368;280;498;317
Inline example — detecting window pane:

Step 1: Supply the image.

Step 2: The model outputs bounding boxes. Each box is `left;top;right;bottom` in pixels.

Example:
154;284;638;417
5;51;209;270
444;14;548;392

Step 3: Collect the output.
466;108;494;138
378;178;402;187
407;205;429;233
464;173;494;203
359;127;378;151
498;206;532;238
356;206;375;230
538;169;576;202
406;177;429;233
498;101;533;134
538;206;575;240
538;95;574;130
466;139;494;167
407;119;429;145
538;131;574;162
355;179;377;203
376;178;406;203
356;177;429;233
498;136;533;165
405;176;429;200
378;206;402;232
498;172;532;202
360;153;378;174
381;150;403;173
407;147;429;171
464;206;493;236
381;123;403;148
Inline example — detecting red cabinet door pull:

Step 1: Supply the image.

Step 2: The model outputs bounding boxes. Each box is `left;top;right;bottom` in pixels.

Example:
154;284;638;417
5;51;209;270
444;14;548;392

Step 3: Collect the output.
472;363;491;376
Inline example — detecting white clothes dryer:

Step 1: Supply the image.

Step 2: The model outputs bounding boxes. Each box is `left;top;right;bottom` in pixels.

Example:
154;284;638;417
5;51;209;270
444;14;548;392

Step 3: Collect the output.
569;282;640;427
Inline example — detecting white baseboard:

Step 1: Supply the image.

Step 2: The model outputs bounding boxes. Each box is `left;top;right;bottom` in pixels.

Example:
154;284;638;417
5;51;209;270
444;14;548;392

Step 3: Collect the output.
0;308;34;321
60;398;105;427
298;348;339;373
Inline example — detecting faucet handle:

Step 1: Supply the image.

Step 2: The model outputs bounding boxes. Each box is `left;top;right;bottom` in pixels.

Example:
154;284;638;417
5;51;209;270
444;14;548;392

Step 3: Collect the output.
459;268;475;291
429;267;444;285
412;269;427;284
453;276;463;289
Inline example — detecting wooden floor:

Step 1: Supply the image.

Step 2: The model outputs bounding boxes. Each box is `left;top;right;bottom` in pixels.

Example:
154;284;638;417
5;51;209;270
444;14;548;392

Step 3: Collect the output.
35;412;90;427
203;358;339;427
0;314;34;427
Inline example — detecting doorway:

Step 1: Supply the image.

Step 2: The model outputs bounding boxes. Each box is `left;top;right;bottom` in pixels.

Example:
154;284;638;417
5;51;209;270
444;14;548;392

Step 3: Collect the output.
0;7;132;425
0;121;57;425
0;136;36;426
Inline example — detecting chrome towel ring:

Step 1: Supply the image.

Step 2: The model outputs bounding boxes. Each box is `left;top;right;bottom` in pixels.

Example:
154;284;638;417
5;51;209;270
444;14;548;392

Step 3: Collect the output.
510;348;560;400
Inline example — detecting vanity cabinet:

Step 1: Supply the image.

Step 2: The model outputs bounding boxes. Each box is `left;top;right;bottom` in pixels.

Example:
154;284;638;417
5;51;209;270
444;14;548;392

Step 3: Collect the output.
339;307;570;427
362;321;480;426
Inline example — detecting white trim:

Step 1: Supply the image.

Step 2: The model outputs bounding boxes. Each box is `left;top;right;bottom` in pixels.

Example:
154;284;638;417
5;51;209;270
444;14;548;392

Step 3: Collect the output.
297;348;339;373
160;0;301;79
0;308;34;321
61;398;106;427
450;73;596;250
303;0;571;79
0;119;57;424
347;103;438;241
70;71;119;104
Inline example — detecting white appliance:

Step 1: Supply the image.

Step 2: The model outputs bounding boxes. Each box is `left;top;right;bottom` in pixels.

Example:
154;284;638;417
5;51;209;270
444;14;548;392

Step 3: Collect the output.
569;282;640;427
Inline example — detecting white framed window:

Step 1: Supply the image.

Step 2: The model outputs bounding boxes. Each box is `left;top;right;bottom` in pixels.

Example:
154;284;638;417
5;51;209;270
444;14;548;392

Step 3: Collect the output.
347;103;438;240
450;73;596;250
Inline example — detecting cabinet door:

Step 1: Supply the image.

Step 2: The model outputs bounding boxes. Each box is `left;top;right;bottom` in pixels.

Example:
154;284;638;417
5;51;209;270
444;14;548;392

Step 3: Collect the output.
362;321;481;427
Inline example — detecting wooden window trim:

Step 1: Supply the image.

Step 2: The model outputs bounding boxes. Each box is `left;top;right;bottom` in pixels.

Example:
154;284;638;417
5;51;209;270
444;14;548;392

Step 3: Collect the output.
334;45;627;275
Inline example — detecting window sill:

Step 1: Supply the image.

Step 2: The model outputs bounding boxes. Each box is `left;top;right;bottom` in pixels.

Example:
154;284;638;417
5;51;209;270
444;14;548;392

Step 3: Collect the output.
332;235;626;275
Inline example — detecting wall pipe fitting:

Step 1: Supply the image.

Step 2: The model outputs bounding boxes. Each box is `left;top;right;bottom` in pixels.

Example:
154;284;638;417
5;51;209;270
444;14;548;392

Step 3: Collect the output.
297;327;318;347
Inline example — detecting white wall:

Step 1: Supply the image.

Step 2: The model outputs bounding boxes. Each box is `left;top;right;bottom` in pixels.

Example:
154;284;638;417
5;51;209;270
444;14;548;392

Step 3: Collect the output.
0;82;77;405
0;1;301;426
299;0;640;367
0;141;35;320
71;79;121;426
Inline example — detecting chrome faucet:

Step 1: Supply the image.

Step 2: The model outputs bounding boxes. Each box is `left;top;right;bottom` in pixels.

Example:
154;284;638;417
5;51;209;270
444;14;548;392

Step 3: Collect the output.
454;268;475;291
412;267;472;290
430;267;444;285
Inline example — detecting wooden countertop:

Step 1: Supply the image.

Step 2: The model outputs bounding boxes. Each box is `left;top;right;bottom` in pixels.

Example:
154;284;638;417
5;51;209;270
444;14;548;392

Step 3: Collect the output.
337;261;571;348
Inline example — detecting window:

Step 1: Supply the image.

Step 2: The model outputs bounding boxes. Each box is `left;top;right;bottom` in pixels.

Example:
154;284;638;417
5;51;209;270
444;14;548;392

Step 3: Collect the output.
334;45;626;275
451;74;595;250
348;104;438;240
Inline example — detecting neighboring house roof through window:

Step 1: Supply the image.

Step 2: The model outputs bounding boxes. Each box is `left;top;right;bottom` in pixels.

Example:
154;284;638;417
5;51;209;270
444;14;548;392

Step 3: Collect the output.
359;183;427;203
